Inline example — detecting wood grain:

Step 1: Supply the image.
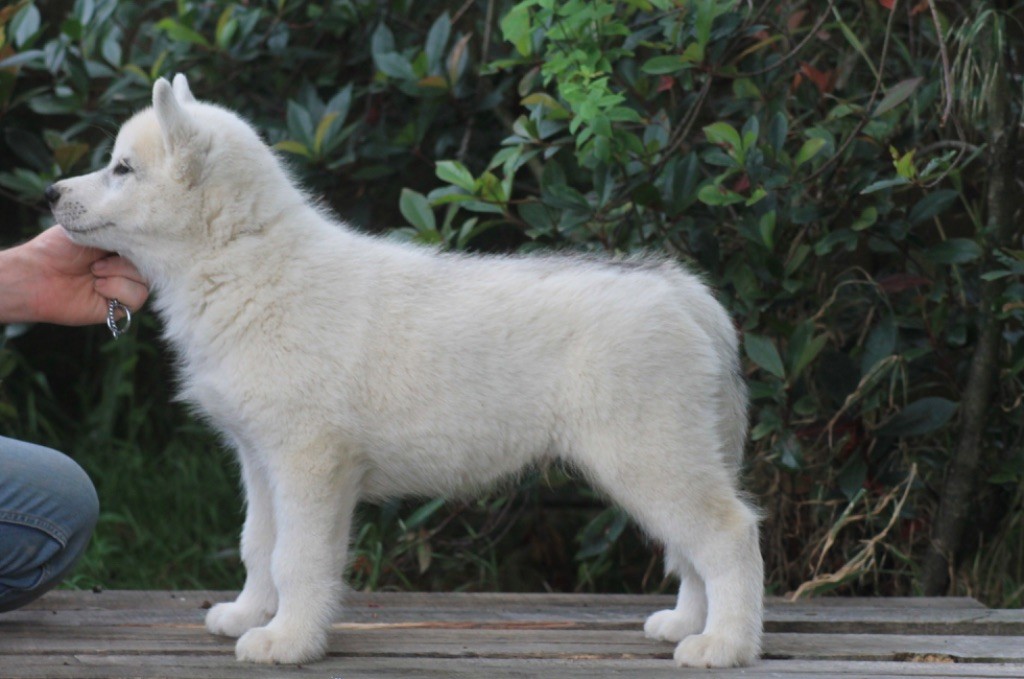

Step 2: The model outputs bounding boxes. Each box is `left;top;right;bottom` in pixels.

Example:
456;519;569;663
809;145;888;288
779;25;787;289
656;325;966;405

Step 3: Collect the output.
2;591;1022;678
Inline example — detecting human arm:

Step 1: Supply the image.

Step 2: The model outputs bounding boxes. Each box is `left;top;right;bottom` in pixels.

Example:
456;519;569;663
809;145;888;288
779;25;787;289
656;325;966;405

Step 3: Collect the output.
0;225;148;326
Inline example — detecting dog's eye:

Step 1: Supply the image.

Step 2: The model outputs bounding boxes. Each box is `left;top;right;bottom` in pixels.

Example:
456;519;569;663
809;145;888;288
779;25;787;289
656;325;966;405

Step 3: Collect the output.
112;161;133;176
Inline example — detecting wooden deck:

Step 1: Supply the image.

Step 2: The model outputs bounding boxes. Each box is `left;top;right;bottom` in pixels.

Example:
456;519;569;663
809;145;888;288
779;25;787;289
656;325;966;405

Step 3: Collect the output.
2;591;1023;678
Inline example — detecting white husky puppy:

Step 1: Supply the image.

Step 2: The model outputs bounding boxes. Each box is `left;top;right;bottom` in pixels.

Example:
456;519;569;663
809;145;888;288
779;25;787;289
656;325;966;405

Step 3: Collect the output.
48;75;763;667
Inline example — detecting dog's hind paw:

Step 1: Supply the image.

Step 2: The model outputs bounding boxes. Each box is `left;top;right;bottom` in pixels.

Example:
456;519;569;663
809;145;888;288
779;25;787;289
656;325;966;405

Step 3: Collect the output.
206;601;272;638
673;632;758;668
235;623;327;664
644;608;704;643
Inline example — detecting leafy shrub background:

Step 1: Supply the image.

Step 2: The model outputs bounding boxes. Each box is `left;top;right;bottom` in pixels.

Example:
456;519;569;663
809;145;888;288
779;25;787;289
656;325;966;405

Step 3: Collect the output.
1;0;1022;604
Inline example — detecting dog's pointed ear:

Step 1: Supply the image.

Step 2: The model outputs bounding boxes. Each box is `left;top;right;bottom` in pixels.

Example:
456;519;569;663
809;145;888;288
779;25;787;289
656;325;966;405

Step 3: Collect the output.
172;74;197;104
153;78;197;153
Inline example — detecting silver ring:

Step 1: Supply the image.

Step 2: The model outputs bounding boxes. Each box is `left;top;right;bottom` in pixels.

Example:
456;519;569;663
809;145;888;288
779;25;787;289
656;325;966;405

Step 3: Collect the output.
106;299;132;339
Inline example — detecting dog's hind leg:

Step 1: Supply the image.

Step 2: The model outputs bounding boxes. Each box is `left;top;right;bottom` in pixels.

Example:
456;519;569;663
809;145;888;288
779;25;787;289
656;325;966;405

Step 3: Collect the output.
667;496;762;668
626;480;761;667
643;554;707;643
235;444;360;664
206;451;278;637
577;424;763;668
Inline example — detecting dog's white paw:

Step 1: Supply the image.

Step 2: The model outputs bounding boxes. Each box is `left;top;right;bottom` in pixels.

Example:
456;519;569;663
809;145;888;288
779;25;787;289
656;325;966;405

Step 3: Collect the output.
644;608;704;643
673;632;758;668
205;601;273;638
235;623;327;664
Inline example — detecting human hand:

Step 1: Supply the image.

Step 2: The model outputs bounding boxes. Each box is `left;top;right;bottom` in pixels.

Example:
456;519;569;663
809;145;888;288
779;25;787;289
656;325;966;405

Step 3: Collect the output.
0;226;149;326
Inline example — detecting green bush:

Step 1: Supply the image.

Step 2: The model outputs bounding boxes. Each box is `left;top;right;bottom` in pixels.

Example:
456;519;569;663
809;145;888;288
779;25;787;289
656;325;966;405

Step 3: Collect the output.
1;0;1022;604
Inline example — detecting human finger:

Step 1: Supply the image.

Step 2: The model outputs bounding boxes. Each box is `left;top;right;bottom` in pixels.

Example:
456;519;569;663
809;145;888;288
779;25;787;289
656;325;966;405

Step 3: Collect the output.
91;255;148;286
94;276;149;312
39;225;108;268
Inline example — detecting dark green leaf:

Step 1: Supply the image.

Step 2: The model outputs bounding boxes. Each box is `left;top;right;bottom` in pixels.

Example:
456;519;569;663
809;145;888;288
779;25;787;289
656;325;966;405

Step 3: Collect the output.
775;432;803;470
0;50;44;69
703;122;742;153
860;316;897;376
908;189;958;225
576;507;629;560
425;13;451;70
873;77;923;117
286;101;315;147
767;111;788;153
851;206;878;231
741;115;759;151
878;397;958;437
500;3;532;57
375;52;417;80
697;183;745;206
154;18;210;48
837;456;867;500
641;55;692;74
794;138;826;166
101;26;123;66
399;189;436;233
860;176;910;194
927;238;982;265
814;228;857;256
436;160;476;192
371;22;395;57
519;202;556;238
0;168;48;199
745;333;786;379
790;332;827;380
403;498;446;530
5;129;52;172
544;182;590;211
12;3;41;48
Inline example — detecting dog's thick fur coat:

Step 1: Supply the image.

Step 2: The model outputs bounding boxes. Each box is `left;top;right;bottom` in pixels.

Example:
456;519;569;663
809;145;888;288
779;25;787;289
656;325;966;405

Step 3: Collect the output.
50;76;763;667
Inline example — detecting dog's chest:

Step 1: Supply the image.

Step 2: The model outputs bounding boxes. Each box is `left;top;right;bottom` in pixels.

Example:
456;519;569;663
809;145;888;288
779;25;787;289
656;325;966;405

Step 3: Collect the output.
178;358;245;422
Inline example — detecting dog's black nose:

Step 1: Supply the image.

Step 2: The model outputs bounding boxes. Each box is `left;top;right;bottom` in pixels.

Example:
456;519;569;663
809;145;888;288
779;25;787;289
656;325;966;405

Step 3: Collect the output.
44;185;61;206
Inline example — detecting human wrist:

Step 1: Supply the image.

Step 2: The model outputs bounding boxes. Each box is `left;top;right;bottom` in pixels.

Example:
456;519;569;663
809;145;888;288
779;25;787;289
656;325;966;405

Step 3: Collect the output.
0;242;41;324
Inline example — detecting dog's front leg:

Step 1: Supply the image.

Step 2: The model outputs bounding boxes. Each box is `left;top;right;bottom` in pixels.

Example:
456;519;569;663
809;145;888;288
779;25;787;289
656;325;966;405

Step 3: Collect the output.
206;452;278;637
234;452;359;664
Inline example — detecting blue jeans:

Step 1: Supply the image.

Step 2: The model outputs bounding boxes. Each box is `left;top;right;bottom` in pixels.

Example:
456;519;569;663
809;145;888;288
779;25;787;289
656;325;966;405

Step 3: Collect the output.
0;436;98;612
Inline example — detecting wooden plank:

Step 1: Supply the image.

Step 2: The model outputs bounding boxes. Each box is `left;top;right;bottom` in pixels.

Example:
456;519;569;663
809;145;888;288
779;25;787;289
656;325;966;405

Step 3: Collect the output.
766;607;1024;636
19;590;228;611
3;656;1024;679
21;590;986;612
6;591;1023;679
4;622;1024;663
777;597;987;610
7;603;1022;635
767;633;1024;662
7;593;1022;636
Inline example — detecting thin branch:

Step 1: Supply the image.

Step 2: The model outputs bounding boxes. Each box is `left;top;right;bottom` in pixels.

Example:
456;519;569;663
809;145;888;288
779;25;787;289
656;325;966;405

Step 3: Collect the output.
451;0;477;25
927;0;955;127
456;0;497;163
798;0;899;186
790;465;917;600
662;76;713;163
720;0;836;79
917;139;980;155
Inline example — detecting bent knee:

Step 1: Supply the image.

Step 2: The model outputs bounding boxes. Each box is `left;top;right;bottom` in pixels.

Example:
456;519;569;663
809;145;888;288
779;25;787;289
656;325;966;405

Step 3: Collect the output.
0;439;99;612
0;519;93;612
